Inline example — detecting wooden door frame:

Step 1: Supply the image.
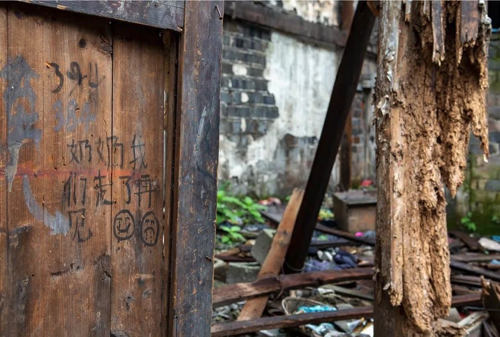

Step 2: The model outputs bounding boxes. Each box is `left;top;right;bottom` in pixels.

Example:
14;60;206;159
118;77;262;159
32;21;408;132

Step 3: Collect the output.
166;1;223;336
7;1;224;336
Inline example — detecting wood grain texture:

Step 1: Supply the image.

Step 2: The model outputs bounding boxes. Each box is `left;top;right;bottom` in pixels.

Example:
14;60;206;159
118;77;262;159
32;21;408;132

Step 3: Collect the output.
0;4;7;336
238;189;303;321
1;3;114;335
374;0;490;334
162;29;179;337
111;23;165;337
13;0;184;32
167;1;223;336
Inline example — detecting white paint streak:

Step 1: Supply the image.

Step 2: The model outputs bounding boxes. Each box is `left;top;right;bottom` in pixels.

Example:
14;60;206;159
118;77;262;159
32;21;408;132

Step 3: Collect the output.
23;175;70;235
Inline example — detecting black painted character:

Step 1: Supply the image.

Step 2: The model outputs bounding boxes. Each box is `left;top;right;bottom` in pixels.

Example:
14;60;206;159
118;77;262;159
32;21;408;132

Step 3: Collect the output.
113;210;135;241
69;208;92;242
140;212;159;247
94;170;113;206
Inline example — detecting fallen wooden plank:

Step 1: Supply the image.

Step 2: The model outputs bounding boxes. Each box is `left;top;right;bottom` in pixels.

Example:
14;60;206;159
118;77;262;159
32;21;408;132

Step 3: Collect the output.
212;306;373;336
450;260;500;283
211;294;481;336
315;224;375;246
238;189;304;321
215;255;256;263
262;209;368;247
451;275;482;287
451;293;482;307
326;285;374;301
311;239;362;249
213;268;372;307
452;253;500;263
449;231;483;252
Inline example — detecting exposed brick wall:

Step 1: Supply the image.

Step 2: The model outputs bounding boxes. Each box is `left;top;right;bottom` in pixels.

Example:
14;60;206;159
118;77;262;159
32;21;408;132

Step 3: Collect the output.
350;85;376;185
218;14;377;197
220;20;279;142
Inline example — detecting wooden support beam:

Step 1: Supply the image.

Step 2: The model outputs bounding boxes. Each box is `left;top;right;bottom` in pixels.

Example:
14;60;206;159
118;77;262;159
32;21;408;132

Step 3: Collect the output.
339;0;355;191
224;1;347;48
167;1;223;336
211;294;481;336
13;0;184;31
213;268;372;307
238;189;304;321
284;1;375;274
373;0;490;335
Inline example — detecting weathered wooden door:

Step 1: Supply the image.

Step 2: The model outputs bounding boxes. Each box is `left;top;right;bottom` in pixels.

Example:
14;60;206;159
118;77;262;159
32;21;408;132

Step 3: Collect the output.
0;3;167;335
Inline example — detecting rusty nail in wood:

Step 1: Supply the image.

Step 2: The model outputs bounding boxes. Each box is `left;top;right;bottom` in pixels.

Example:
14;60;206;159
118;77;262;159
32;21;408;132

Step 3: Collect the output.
215;5;223;20
205;255;213;261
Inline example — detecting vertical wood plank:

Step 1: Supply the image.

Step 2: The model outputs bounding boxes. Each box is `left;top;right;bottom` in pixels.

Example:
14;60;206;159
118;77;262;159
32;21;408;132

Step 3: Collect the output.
162;30;179;337
110;23;165;336
3;4;113;335
168;1;223;336
0;4;7;336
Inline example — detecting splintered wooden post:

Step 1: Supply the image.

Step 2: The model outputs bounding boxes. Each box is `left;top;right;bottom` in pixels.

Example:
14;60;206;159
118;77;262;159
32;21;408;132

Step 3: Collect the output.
237;189;304;321
374;0;490;335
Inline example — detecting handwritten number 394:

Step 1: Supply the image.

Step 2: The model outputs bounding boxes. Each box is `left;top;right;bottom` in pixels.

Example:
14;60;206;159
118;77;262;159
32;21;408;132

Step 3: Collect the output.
49;61;101;94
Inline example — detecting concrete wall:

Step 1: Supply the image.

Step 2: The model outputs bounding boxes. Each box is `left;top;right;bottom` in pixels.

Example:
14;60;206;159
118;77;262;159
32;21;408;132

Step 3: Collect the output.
218;8;377;197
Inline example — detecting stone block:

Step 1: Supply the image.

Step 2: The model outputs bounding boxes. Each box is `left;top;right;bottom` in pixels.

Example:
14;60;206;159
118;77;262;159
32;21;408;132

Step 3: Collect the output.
254;79;268;91
222;62;233;74
490;131;500;143
489;106;500;120
226;262;261;284
263;95;275;105
248;67;264;77
486;179;500;192
263;107;279;119
251;229;276;265
227;106;250;118
214;258;228;282
333;190;377;233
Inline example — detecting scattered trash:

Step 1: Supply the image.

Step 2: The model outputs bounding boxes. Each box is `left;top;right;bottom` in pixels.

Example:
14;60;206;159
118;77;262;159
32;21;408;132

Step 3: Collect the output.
212;202;498;336
479;237;500;252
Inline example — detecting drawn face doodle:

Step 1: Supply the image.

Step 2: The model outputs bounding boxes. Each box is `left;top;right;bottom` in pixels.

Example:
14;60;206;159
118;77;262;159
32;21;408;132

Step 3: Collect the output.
113;210;135;241
140;212;159;247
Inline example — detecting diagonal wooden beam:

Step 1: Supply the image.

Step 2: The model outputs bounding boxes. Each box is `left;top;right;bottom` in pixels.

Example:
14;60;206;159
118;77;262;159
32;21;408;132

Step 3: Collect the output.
284;1;375;274
237;189;304;321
